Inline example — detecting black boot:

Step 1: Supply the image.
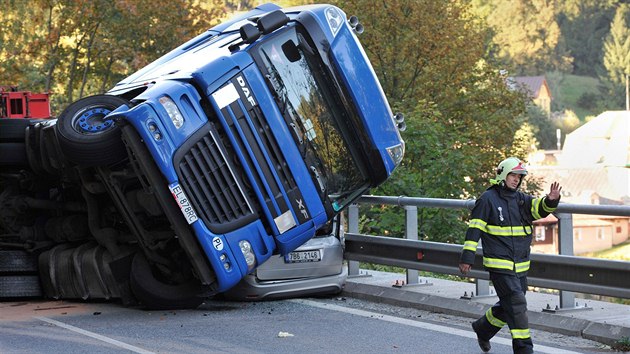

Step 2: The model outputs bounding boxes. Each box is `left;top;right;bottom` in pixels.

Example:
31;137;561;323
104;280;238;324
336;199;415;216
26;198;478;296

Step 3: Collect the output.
472;322;491;352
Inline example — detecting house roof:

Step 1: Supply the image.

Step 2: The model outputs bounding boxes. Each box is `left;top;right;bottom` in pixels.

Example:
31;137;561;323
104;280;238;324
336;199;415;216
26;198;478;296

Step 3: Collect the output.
508;76;550;99
528;166;627;203
528;111;630;205
560;111;630;168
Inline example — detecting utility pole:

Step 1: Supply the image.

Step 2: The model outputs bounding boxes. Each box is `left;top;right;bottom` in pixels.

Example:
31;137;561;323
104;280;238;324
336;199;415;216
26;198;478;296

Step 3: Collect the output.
626;73;629;111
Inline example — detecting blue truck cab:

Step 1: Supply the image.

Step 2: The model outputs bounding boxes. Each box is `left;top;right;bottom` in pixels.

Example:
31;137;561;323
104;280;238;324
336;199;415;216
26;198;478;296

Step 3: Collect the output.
2;3;404;309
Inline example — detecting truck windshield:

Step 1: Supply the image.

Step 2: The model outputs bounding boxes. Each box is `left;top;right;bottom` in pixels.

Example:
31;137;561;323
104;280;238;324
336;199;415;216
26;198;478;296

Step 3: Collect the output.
253;25;368;212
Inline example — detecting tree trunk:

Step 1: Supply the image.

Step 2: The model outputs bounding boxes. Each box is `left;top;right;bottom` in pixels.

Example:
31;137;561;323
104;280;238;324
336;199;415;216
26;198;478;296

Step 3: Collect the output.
79;23;100;98
100;56;114;93
66;33;87;103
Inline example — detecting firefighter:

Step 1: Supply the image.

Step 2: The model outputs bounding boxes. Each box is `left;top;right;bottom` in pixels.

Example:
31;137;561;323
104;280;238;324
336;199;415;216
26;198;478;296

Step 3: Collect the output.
459;157;562;354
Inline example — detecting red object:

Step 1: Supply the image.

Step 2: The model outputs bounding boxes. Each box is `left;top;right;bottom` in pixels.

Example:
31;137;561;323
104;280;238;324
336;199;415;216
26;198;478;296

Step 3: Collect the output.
417;251;424;260
1;86;52;119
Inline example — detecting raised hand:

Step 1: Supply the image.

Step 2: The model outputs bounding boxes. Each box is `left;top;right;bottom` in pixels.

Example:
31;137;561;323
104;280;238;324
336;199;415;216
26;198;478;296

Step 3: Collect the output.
548;181;562;201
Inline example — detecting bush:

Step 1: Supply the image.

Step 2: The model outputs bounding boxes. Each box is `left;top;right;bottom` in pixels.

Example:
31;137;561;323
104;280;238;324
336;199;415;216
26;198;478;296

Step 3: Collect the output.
576;92;600;110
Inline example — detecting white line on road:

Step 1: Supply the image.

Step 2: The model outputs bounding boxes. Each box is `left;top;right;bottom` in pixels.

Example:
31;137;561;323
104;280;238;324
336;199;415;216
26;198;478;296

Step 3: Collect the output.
35;316;155;354
291;299;582;354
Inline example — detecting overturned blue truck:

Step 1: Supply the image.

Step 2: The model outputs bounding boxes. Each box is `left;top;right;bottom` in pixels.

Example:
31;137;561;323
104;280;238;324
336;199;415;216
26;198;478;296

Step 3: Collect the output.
0;3;405;309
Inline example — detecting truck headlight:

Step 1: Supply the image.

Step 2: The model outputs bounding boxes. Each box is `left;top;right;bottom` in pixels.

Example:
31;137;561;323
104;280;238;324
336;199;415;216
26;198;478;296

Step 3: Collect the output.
325;7;343;36
239;240;256;271
386;143;405;166
158;96;184;129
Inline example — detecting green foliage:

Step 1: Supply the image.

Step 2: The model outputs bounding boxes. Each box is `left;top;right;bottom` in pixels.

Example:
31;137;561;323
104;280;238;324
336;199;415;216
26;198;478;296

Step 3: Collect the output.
475;0;573;75
581;242;630;261
510;122;538;158
332;0;527;244
612;336;630;352
524;105;557;150
546;71;602;120
556;0;617;77
603;4;630;85
0;0;225;113
555;109;581;134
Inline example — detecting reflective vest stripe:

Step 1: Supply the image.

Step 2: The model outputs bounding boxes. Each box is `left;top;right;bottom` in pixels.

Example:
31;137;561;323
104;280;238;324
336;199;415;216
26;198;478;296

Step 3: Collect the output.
469;219;532;237
485;308;506;328
483;258;531;273
483;257;513;270
485;224;532;236
511;328;531;339
542;198;556;213
515;261;531;272
469;219;487;231
463;240;478;252
531;198;543;219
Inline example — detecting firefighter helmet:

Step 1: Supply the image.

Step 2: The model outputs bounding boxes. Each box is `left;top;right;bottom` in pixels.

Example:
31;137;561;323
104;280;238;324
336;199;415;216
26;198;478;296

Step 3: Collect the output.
490;157;527;185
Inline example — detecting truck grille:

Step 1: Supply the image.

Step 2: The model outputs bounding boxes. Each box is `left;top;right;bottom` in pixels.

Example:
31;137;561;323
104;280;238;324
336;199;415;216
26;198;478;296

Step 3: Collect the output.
213;75;309;232
176;125;257;233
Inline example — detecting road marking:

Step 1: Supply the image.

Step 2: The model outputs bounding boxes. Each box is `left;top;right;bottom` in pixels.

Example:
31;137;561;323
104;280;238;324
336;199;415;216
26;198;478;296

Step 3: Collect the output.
291;299;582;354
35;316;155;354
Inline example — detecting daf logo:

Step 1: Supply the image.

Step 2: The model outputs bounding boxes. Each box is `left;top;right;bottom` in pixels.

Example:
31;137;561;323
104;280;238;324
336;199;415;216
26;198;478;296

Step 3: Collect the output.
236;76;256;107
296;198;309;219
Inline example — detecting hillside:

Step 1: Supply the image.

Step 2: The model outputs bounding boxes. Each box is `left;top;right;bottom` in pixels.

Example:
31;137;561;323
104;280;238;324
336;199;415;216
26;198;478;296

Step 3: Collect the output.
546;72;602;121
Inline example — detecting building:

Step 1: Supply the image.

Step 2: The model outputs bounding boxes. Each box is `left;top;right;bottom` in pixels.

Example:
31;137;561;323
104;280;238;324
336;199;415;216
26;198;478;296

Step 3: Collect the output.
509;75;553;117
528;111;630;255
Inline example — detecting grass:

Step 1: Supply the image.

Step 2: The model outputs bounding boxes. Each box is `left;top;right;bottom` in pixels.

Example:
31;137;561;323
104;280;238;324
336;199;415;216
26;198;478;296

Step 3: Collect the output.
545;72;601;121
581;242;630;261
612;336;630;352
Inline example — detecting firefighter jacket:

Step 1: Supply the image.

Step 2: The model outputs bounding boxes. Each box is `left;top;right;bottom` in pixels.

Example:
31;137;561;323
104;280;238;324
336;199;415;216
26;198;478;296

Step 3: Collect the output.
460;185;560;277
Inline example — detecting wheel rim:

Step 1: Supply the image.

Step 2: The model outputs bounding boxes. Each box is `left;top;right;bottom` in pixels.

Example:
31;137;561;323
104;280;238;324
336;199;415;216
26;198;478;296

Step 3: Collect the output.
74;107;114;134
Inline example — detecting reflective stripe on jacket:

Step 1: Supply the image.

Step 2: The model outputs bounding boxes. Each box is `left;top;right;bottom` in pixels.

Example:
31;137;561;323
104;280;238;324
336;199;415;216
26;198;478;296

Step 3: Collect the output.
460;185;559;276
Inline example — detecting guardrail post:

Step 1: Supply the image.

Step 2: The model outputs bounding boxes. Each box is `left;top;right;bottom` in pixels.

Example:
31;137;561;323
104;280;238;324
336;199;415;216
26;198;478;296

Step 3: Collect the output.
476;279;491;297
347;204;361;277
556;212;576;310
405;205;419;285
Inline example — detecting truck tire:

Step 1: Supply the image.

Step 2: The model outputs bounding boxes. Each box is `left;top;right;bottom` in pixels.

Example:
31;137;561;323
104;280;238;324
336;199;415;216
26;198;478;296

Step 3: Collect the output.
0;276;42;298
55;95;129;166
129;252;205;310
0;250;39;273
0;250;42;298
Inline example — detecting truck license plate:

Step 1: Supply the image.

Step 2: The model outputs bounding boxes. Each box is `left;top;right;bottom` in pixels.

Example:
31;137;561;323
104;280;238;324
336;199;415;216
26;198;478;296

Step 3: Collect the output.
168;182;198;224
285;250;321;263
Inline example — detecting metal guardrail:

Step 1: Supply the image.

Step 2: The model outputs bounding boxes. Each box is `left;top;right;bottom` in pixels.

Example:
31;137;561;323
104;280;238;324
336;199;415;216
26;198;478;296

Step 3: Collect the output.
344;233;630;299
344;196;630;304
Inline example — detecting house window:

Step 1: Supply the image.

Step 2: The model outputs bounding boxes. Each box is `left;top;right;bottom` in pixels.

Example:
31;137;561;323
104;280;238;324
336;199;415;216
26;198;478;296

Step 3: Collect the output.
597;228;605;240
574;229;582;241
616;226;622;234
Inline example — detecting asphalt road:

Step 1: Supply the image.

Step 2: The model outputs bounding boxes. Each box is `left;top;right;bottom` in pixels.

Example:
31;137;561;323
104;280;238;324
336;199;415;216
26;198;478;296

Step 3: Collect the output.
0;296;612;354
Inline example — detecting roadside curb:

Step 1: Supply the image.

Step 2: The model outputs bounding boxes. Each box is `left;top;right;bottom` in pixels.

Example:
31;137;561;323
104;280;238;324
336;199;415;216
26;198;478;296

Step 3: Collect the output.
342;281;630;346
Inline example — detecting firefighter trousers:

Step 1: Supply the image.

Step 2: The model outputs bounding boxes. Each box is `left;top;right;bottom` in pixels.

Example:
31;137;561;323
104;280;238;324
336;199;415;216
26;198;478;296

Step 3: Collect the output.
472;272;533;354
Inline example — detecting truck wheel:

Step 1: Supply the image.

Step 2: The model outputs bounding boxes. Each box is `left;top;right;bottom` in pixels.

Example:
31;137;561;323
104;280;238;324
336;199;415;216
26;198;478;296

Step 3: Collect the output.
0;250;42;298
55;95;129;166
129;252;205;310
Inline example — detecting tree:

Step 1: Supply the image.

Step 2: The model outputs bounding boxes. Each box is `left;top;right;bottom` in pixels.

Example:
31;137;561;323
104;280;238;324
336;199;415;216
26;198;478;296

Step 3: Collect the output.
524;104;557;149
0;0;225;113
476;0;573;75
556;0;616;77
603;4;630;110
510;122;538;158
332;0;528;242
